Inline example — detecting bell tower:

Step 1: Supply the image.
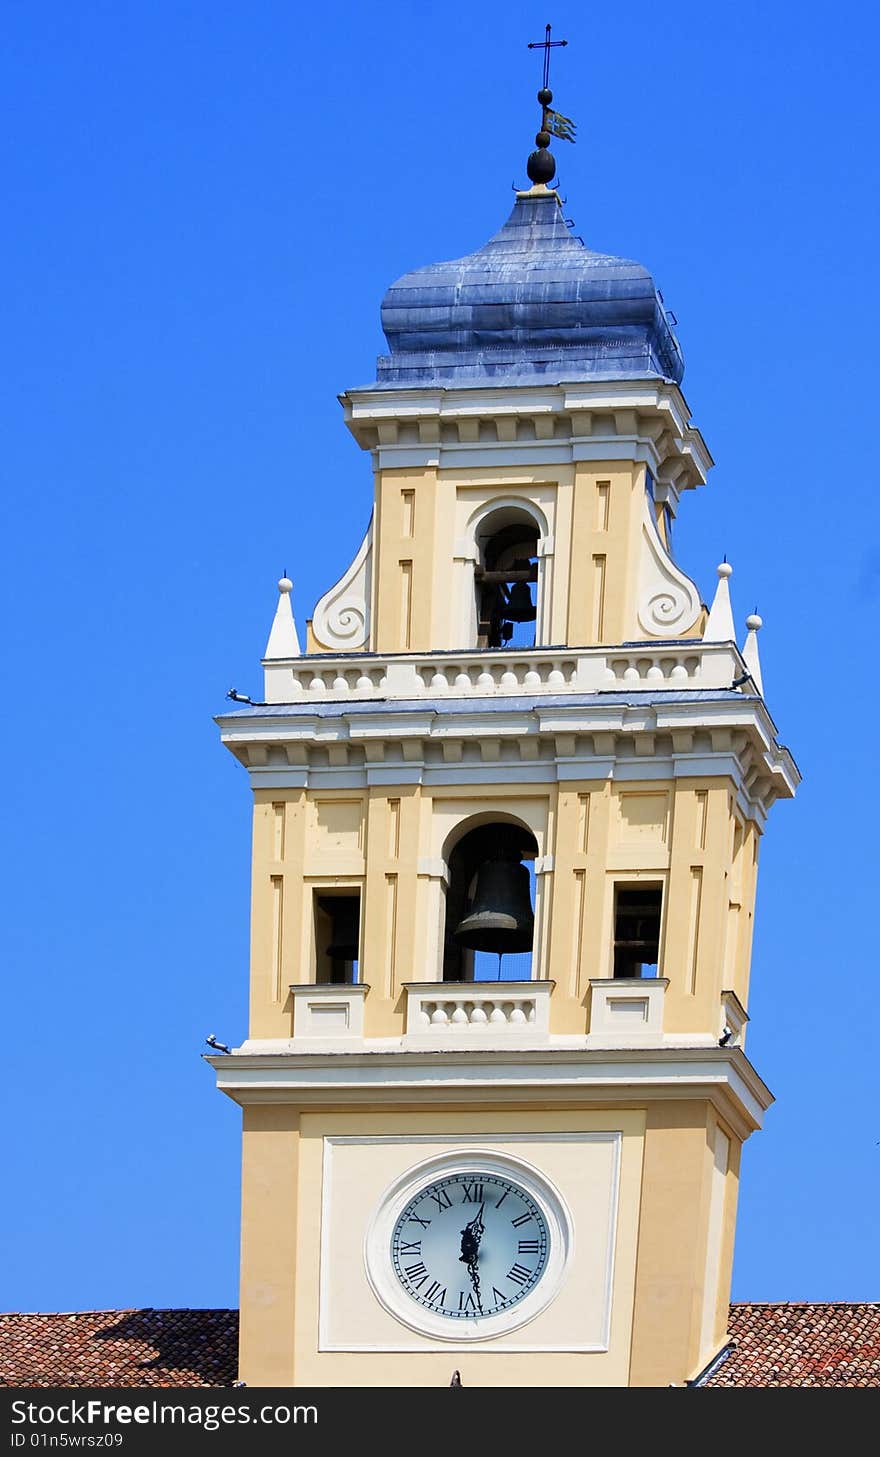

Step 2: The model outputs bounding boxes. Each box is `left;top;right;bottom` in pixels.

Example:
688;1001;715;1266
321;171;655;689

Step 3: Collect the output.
209;50;797;1388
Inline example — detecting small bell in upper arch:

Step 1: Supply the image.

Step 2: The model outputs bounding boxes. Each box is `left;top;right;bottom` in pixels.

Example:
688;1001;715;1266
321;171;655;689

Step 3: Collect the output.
504;580;536;623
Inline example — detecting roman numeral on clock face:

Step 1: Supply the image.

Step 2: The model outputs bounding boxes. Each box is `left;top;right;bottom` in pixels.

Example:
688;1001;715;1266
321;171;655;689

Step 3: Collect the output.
511;1212;534;1227
404;1262;428;1287
430;1188;453;1211
460;1181;484;1203
408;1215;431;1230
398;1240;421;1254
518;1239;540;1254
424;1282;446;1306
459;1291;479;1313
507;1263;533;1286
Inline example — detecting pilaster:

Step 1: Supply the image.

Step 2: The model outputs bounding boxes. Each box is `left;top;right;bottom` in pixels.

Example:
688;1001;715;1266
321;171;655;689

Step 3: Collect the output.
238;1106;300;1387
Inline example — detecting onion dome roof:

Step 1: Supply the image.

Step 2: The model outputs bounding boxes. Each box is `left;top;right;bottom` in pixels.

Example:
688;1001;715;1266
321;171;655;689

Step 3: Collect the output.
376;188;683;388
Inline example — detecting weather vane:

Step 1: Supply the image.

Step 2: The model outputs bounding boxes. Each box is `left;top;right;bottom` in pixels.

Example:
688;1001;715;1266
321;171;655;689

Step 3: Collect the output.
525;23;576;187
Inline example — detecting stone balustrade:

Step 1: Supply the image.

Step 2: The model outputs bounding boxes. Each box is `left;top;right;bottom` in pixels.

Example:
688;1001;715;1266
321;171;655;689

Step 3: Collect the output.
276;978;739;1051
403;980;553;1044
264;642;739;705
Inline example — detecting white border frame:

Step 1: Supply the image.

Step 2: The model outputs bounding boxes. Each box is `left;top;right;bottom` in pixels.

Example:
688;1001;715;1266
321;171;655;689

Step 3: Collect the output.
318;1132;622;1353
364;1149;571;1341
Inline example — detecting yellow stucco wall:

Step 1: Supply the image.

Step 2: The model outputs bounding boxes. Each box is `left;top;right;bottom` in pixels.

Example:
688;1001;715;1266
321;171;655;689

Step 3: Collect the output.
236;1102;738;1388
313;450;703;656
238;1105;300;1387
246;772;757;1043
627;1101;742;1385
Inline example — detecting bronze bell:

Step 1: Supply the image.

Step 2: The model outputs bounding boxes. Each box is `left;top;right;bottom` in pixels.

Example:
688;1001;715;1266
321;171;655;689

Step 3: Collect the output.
454;855;534;954
504;580;536;623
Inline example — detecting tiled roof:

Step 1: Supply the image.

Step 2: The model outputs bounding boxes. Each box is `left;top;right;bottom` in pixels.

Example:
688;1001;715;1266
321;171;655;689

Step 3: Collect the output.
705;1303;880;1388
1;1304;878;1387
0;1310;237;1388
375;192;684;388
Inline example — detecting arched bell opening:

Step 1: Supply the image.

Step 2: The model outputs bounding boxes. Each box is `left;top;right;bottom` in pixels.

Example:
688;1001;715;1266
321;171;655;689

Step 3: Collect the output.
474;509;540;649
441;821;539;983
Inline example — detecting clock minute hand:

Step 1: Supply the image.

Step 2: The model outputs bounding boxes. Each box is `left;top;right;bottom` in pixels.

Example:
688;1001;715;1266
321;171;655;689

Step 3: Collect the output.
458;1204;485;1312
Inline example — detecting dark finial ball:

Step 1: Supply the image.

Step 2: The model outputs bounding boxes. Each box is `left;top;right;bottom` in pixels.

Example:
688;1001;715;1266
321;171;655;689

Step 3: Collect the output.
526;147;556;185
537;87;553;106
535;130;551;148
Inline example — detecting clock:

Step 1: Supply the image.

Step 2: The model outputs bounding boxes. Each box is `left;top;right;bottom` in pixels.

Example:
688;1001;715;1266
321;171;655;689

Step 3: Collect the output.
391;1170;549;1320
365;1150;570;1341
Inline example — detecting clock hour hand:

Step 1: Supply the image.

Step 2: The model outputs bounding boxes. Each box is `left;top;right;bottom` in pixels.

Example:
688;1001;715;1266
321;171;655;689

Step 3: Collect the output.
459;1203;485;1263
459;1204;485;1312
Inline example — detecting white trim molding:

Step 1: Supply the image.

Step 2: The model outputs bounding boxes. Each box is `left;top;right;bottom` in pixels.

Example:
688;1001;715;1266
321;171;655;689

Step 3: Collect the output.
340;380;713;492
317;1132;622;1355
207;1044;773;1142
217;692;800;828
588;977;668;1046
290;982;369;1043
360;1147;574;1344
720;989;749;1049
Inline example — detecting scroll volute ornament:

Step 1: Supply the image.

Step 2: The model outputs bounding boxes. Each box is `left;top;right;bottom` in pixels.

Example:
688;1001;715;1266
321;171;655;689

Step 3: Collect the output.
311;519;373;652
636;493;701;637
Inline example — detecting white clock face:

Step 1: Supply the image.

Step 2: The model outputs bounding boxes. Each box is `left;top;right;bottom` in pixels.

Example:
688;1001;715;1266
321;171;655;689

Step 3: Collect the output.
390;1170;550;1321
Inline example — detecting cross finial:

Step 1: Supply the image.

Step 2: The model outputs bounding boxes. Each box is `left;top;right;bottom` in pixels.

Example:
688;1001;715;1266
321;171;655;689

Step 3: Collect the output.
524;24;574;189
527;23;568;92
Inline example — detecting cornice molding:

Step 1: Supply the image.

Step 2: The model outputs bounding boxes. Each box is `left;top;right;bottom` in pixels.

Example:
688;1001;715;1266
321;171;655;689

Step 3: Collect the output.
206;1044;771;1142
216;693;798;825
340;380;712;490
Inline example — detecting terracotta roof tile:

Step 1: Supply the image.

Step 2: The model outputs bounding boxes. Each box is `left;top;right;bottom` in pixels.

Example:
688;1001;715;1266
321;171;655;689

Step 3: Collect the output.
0;1310;237;1389
1;1304;878;1387
705;1304;880;1387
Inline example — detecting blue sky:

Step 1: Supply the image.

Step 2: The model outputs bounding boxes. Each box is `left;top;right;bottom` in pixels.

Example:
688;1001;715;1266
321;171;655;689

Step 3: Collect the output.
2;0;878;1313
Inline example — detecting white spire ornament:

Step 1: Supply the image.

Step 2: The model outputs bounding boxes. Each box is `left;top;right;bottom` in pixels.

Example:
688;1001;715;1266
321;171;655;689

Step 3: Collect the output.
741;613;764;696
264;575;301;659
704;561;736;642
